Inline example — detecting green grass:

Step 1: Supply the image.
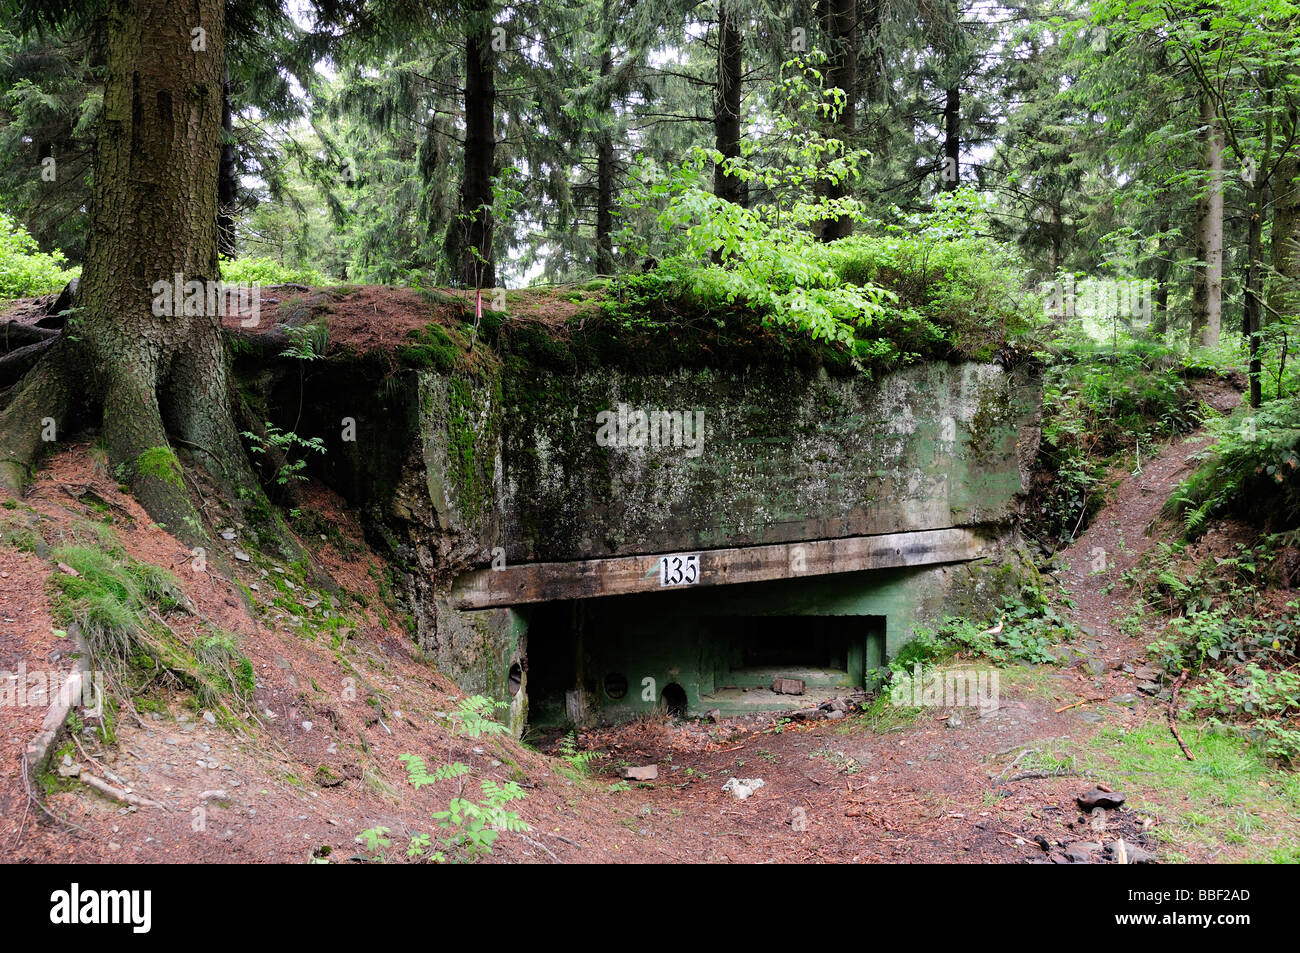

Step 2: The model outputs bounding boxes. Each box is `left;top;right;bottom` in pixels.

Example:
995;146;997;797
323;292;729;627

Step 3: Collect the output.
50;541;254;711
1075;719;1300;863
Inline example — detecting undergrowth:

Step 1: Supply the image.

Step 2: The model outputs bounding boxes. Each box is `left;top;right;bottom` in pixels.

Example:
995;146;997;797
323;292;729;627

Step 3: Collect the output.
1122;536;1300;764
49;540;254;715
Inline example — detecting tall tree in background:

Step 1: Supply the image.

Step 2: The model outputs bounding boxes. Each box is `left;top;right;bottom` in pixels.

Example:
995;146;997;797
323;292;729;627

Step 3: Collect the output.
817;0;856;239
713;0;746;205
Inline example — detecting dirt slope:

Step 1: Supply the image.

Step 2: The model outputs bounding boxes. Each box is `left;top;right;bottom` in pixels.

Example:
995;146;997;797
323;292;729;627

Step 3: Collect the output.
4;384;1292;864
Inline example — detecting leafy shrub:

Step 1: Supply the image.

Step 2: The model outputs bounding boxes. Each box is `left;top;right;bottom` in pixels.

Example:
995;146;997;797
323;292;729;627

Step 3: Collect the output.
893;597;1073;672
0;210;77;297
1165;397;1300;536
219;256;326;287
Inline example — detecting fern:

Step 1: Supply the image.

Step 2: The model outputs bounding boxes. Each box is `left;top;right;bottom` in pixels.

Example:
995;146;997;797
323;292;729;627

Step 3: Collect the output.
453;694;509;738
398;754;470;790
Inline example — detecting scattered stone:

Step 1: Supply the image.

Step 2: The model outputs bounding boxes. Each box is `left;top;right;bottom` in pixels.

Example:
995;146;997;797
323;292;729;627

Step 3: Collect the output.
1064;841;1101;863
1108;840;1157;864
829;698;849;713
1135;665;1162;681
1077;787;1126;811
722;777;765;801
1089;806;1107;832
1110;693;1138;706
1137;681;1160;695
202;711;216;725
771;677;805;695
57;755;80;778
220;530;237;541
826;710;845;721
705;708;723;723
618;765;659;781
945;713;962;729
234;551;251;562
301;721;313;732
1087;658;1108;678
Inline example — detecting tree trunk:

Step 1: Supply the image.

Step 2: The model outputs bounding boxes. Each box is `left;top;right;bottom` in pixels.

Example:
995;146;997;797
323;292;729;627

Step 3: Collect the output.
1;0;256;542
1191;88;1224;348
942;85;960;191
1268;152;1300;326
1244;180;1268;407
218;70;238;260
818;0;857;241
713;2;745;207
1152;216;1171;335
452;7;498;289
595;48;615;275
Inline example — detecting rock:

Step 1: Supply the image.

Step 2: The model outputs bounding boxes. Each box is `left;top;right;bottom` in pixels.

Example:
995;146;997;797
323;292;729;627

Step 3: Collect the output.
618;765;658;781
1087;658;1108;678
1064;841;1101;863
789;708;824;721
1089;807;1107;832
1137;681;1160;695
1077;787;1126;811
1108;840;1157;864
722;777;765;800
829;698;849;713
826;710;845;721
1110;693;1138;706
220;530;237;541
234;551;251;562
705;708;723;723
1135;665;1162;681
202;711;216;724
772;677;805;695
945;713;962;729
57;755;81;778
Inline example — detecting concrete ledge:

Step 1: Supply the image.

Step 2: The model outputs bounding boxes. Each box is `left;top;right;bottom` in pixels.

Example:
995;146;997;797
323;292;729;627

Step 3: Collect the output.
450;527;988;609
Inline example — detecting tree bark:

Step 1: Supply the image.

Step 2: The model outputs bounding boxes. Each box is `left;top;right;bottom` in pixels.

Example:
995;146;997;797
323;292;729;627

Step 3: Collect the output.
595;48;615;274
1244;180;1267;407
218;70;238;259
1268;152;1300;326
942;85;960;191
1191;88;1224;348
713;2;745;207
452;6;498;289
1152;216;1171;335
818;0;857;241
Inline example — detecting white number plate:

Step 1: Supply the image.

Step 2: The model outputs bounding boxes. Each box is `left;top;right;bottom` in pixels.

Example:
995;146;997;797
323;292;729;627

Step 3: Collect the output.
658;553;700;587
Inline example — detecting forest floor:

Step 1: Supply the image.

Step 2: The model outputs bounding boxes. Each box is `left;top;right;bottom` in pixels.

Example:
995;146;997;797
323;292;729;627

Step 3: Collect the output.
2;383;1298;864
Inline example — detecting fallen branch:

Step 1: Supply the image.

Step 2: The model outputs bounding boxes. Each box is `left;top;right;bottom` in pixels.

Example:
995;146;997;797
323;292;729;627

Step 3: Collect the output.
520;833;563;863
1168;670;1195;762
1005;769;1079;782
78;772;168;811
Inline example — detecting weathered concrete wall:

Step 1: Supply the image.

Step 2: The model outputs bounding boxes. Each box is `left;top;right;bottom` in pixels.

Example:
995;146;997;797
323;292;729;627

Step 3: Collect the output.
275;354;1040;726
499;361;1041;562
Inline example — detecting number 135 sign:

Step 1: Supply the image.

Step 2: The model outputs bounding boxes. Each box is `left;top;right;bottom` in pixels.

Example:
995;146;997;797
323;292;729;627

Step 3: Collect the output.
658;553;700;587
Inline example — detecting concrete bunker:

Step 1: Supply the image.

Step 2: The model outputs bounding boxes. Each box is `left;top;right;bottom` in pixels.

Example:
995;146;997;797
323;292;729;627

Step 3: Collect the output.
268;350;1042;732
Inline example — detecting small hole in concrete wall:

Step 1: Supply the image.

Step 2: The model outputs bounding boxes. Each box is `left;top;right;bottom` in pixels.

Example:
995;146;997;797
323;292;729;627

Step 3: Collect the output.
660;682;687;718
604;672;628;700
508;663;523;696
